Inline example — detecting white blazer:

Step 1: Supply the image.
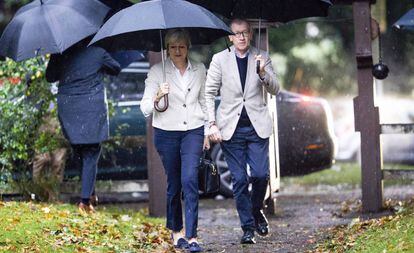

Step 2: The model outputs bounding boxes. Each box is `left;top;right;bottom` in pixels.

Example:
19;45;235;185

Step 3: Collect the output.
141;58;208;133
205;46;279;140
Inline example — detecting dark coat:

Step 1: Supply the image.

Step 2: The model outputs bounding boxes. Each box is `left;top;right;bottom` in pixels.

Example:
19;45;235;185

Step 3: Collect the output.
46;44;121;144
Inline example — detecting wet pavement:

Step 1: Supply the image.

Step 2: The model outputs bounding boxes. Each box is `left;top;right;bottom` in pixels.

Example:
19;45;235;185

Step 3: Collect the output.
197;192;356;253
195;185;414;253
100;184;414;253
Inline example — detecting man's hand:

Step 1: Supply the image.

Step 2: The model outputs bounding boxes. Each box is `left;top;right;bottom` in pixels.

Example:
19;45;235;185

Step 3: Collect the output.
203;136;210;150
255;54;266;79
154;82;169;102
208;124;222;143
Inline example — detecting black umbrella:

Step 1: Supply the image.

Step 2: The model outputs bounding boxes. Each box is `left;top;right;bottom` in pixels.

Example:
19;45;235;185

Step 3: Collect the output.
90;0;232;52
90;0;232;112
0;0;110;61
394;8;414;31
188;0;332;23
189;0;332;73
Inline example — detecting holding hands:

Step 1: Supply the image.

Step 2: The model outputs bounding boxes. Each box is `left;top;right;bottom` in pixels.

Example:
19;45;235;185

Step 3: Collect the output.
208;123;222;143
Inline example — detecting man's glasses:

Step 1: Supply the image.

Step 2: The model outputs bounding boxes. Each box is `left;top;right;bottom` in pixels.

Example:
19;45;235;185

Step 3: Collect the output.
233;31;249;38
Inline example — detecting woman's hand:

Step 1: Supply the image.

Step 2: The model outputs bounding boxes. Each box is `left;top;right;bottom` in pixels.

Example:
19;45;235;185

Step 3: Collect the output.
203;136;210;150
154;82;169;102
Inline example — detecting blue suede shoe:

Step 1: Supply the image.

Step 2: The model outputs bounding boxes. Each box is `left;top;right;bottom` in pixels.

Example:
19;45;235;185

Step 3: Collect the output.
188;242;203;252
174;238;189;249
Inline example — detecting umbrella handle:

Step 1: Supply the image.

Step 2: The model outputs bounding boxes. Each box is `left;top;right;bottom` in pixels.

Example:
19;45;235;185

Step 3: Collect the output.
256;60;260;74
154;94;169;112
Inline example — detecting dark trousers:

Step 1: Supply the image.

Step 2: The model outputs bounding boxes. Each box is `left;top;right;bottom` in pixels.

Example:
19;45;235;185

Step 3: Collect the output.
72;143;101;201
154;126;204;238
221;125;269;232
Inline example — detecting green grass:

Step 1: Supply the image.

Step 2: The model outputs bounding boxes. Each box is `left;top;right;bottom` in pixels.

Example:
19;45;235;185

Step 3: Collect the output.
282;163;362;188
0;201;176;253
282;162;414;188
316;201;414;253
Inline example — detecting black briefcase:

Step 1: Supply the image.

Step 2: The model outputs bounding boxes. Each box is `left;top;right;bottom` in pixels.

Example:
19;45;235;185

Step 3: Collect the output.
198;150;220;194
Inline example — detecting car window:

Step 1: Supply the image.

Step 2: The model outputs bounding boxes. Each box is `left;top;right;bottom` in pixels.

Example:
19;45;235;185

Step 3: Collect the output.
105;72;147;102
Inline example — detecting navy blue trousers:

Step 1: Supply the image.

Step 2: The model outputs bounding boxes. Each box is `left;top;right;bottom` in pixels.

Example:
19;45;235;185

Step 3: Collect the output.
154;126;204;238
221;125;269;232
72;143;101;202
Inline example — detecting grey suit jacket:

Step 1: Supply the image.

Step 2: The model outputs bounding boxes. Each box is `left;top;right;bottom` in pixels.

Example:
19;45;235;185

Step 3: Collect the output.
205;46;279;140
141;58;208;133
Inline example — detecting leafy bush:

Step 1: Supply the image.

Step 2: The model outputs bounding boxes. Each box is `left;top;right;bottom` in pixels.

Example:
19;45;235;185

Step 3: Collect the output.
0;57;67;201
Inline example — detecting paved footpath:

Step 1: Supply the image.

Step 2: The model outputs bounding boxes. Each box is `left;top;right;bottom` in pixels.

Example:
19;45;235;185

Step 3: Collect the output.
196;185;414;253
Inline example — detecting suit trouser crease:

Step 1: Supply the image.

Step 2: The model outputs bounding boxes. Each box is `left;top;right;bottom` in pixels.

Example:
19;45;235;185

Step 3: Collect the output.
73;143;101;200
154;126;203;238
221;125;269;231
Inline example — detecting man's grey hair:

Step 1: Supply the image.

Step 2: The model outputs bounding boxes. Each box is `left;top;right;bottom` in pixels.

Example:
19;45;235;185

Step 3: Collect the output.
230;18;253;34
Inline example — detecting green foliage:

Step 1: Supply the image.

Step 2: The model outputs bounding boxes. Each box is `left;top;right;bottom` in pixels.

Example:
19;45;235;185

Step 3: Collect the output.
269;18;356;96
0;57;66;200
4;0;32;7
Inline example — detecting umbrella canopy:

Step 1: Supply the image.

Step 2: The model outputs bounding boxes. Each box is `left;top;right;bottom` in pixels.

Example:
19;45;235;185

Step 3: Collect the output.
90;0;233;112
0;0;110;61
89;0;233;52
188;0;332;23
394;8;414;31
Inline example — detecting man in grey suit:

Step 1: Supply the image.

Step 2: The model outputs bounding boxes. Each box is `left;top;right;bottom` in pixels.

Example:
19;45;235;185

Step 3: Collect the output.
205;19;279;244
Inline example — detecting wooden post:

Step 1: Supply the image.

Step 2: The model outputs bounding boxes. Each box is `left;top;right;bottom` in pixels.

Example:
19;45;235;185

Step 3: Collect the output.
352;1;383;212
147;51;167;217
332;0;382;213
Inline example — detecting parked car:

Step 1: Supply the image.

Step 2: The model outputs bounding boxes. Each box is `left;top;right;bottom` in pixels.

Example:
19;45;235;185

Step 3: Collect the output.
65;61;337;197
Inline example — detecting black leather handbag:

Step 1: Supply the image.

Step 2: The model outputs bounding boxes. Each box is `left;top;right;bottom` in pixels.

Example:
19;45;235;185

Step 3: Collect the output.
198;150;220;194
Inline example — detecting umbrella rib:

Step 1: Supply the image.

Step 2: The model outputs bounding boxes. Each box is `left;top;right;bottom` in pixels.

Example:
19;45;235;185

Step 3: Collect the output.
41;6;62;53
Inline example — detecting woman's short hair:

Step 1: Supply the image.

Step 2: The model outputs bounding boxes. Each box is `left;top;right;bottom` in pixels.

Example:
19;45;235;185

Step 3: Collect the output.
165;29;191;49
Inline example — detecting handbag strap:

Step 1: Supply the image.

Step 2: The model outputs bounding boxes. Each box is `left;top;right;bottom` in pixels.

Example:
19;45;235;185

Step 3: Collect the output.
202;150;210;160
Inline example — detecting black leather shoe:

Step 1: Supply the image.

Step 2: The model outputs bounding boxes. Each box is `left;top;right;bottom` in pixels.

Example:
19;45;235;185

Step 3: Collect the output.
254;210;269;236
174;238;189;249
256;222;269;236
188;241;203;252
240;230;256;244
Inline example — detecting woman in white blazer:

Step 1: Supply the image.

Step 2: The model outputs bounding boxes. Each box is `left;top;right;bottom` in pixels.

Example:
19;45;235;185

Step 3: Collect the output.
140;29;208;252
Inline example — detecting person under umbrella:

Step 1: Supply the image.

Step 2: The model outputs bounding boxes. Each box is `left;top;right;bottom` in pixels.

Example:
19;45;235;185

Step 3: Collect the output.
140;29;208;252
46;38;121;214
206;18;279;244
188;0;332;72
89;0;232;112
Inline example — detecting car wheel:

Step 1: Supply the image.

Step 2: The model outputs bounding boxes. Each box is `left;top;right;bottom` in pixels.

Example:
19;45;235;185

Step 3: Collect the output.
210;145;271;200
